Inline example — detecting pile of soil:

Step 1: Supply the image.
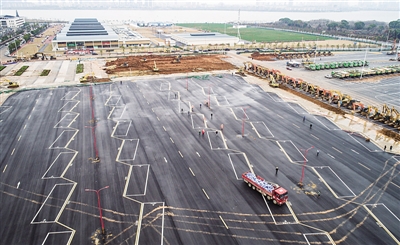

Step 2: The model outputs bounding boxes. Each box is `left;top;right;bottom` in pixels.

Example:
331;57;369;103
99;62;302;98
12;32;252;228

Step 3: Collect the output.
250;52;277;61
378;128;400;142
104;54;236;75
279;84;346;115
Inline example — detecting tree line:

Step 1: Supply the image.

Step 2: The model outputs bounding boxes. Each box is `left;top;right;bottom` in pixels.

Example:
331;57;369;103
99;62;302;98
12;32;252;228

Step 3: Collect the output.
270;18;400;42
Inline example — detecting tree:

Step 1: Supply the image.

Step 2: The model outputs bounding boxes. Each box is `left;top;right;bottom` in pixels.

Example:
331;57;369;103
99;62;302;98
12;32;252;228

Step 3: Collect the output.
339;20;349;29
327;22;338;31
354;21;365;30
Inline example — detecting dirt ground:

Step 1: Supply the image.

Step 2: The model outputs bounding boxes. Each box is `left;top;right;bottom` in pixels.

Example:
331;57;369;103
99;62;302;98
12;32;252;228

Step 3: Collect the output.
104;54;236;75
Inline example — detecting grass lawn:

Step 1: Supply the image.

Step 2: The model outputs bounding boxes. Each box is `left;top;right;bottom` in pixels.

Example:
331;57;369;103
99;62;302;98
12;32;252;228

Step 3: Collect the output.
177;23;331;43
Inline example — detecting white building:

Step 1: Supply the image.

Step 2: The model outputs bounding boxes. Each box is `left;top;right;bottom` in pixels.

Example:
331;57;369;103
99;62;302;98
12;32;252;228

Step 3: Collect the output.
170;32;239;47
0;15;25;29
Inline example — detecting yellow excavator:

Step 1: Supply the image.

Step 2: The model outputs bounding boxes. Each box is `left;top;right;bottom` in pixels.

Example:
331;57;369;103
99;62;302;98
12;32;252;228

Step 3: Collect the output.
80;72;96;83
153;61;159;72
269;74;279;88
2;78;19;88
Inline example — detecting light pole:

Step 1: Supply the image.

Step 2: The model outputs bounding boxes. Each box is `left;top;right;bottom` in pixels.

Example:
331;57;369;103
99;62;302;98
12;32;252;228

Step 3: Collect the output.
298;146;314;187
85;186;109;235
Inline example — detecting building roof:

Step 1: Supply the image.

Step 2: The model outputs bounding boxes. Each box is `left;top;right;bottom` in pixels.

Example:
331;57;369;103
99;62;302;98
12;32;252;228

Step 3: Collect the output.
54;18;119;42
171;32;238;41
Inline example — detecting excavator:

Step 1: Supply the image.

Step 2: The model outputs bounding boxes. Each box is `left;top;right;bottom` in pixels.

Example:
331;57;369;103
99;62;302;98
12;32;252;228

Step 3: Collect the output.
153;61;159;72
352;101;364;112
3;78;19;88
172;55;182;63
386;39;397;55
269;74;279;88
384;107;399;126
80;72;96;83
340;94;352;107
330;91;342;104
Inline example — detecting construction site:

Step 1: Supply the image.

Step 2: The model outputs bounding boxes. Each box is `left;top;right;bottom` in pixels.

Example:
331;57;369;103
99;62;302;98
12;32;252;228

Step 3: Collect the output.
103;54;236;75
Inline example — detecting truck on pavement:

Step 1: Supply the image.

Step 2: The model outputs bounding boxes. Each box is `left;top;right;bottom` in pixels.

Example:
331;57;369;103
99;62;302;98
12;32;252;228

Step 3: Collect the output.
242;171;288;205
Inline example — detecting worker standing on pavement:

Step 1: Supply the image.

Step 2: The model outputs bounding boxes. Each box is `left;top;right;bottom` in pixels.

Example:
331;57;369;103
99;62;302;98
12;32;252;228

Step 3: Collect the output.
310;124;312;129
303;116;305;122
275;167;279;175
317;150;319;156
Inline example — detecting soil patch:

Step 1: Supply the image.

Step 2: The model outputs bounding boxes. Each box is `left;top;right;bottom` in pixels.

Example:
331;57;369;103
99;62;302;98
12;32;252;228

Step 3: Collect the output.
104;54;236;76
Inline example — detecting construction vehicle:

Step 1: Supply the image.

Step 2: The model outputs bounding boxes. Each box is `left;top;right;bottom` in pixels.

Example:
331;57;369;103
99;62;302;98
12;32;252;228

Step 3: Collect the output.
7;81;19;88
80;73;96;83
172;55;182;63
286;60;300;67
352;101;364;111
386;39;397;55
153;61;159;72
236;67;246;76
31;52;50;60
340;94;351;107
242;171;288;206
269;74;279;88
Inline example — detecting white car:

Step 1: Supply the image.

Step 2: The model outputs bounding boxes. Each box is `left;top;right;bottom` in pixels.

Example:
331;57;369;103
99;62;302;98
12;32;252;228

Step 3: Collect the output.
325;74;333;79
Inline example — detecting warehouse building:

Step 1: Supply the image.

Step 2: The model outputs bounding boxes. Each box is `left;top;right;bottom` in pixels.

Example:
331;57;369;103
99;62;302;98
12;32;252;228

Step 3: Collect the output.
51;18;150;51
169;32;239;47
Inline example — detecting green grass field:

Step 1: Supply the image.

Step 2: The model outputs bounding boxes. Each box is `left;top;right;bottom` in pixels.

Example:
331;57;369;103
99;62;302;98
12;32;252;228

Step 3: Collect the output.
177;23;331;43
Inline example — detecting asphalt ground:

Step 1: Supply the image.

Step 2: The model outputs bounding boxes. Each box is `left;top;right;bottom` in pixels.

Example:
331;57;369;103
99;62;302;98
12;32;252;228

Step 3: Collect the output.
1;74;399;244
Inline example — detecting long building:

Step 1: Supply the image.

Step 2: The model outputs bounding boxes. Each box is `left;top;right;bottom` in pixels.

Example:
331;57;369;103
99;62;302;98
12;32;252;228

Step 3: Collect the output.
170;32;239;47
51;18;150;51
0;14;25;29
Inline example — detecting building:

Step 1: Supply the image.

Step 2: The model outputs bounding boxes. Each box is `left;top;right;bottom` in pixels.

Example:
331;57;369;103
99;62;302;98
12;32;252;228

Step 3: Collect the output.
0;15;25;29
170;32;239;47
51;18;151;52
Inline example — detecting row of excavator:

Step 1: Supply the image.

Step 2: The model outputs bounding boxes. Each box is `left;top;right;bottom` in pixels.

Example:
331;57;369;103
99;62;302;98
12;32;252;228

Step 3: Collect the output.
243;61;400;130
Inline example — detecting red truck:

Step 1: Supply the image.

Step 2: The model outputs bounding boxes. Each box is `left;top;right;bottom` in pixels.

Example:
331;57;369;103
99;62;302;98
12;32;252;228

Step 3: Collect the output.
242;171;288;205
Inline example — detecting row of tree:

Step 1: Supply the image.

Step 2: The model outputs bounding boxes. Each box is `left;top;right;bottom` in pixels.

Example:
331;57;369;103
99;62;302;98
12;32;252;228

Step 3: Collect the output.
275;18;400;42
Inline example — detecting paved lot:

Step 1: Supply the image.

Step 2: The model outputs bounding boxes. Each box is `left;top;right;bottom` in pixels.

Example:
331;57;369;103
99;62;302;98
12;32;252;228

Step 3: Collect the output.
1;74;399;244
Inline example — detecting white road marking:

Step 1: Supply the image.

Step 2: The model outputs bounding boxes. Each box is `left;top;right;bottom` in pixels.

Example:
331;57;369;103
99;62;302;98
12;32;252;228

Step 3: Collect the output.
351;149;360;154
292;123;300;129
163;126;166;131
18;135;22;141
157;117;160;121
17;182;20;189
24;124;27;129
277;115;283;119
178;151;183;158
2;165;7;173
202;189;210;199
28;115;31;120
189;167;195;176
164;157;167;163
357;162;371;170
219;215;229;229
170;137;174;143
390;182;400;189
11;148;15;155
332;147;342;154
311;134;319;140
196;152;200;157
327;153;335;159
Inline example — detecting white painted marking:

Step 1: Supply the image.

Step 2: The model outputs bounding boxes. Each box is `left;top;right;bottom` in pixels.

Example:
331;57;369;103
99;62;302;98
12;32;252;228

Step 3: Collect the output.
292;123;300;129
28;115;31;119
351;149;360;154
2;165;7;173
311;134;319;140
17;182;20;189
170;137;174;143
32;107;35;110
357;162;371;170
277;115;284;119
11;148;15;155
164;157;167;163
163;126;166;131
18;135;22;141
391;182;400;189
24;124;27;129
327;153;335;159
178;151;183;158
332;147;342;154
196;152;200;157
157;117;160;121
189;167;195;176
219;215;229;229
202;189;210;199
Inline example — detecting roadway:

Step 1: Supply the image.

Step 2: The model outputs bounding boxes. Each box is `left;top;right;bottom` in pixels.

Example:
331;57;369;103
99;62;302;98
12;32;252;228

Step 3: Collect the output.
1;74;399;244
